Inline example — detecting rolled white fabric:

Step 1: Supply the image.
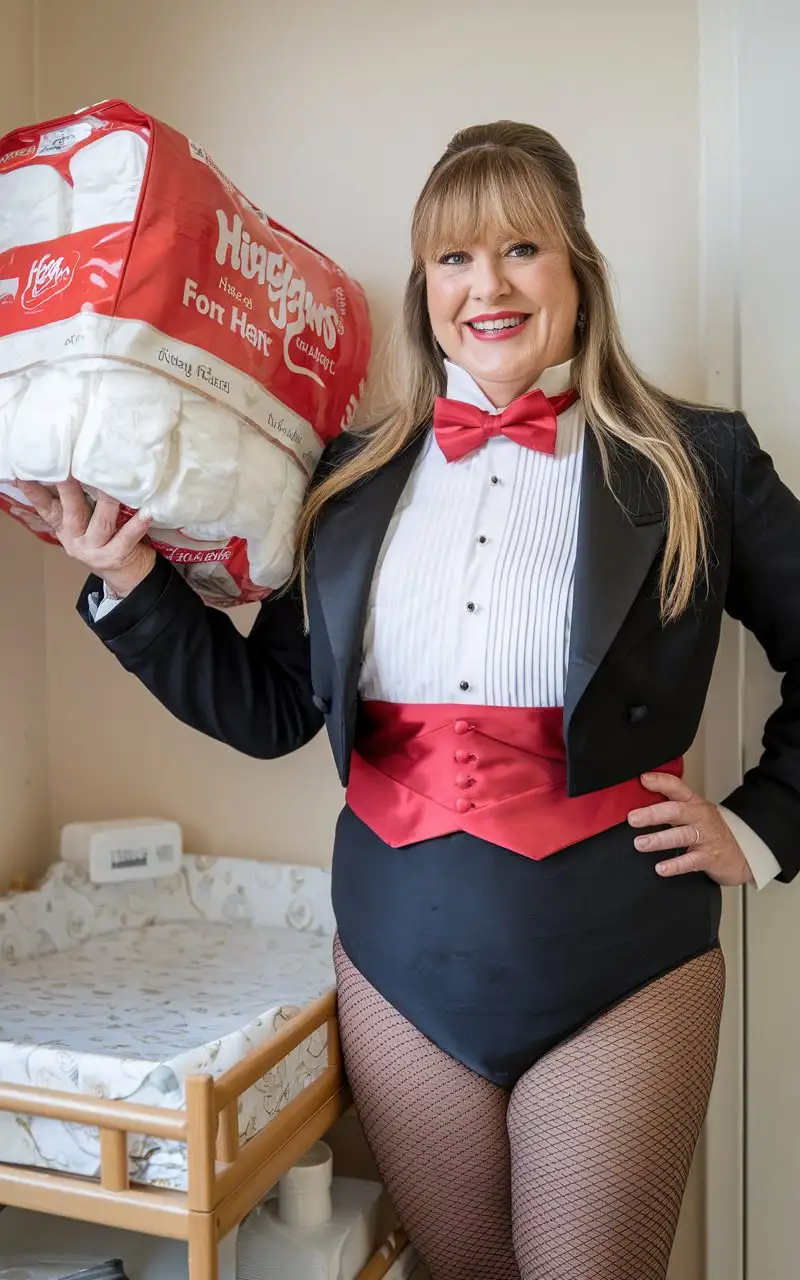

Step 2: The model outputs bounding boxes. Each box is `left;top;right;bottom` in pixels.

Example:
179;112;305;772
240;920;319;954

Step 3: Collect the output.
140;393;242;527
246;455;306;588
72;366;179;504
9;367;92;481
0;374;28;480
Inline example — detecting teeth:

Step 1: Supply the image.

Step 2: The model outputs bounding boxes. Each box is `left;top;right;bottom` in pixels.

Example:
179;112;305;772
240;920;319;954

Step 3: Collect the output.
469;317;526;331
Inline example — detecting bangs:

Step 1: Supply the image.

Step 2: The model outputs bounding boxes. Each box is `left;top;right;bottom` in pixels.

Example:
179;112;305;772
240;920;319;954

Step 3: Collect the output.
412;146;566;263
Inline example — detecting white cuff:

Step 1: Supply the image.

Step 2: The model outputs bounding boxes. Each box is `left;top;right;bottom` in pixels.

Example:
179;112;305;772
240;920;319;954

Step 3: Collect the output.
718;805;781;889
88;584;124;623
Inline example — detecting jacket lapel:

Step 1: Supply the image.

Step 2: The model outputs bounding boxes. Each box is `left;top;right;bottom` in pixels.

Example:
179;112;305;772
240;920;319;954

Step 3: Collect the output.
313;431;427;694
313;422;665;739
563;428;666;731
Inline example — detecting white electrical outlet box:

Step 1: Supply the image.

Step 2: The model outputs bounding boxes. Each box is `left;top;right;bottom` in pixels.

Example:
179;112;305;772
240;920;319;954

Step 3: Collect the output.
59;818;183;884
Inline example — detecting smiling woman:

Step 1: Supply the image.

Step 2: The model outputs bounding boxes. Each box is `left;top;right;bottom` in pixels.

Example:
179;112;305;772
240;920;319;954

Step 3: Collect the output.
297;121;707;626
34;116;800;1280
425;235;580;405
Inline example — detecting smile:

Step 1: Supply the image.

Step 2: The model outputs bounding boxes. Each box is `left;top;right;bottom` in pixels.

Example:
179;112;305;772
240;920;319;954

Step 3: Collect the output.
465;314;529;340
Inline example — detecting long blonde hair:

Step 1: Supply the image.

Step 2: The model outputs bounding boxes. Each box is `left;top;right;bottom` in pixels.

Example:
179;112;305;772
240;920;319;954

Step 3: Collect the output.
296;120;708;621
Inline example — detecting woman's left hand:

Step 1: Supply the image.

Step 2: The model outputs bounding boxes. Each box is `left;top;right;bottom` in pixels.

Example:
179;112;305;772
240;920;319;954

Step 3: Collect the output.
628;772;754;887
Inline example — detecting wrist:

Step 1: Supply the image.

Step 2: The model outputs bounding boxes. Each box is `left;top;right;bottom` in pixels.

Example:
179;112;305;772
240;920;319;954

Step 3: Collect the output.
102;547;157;598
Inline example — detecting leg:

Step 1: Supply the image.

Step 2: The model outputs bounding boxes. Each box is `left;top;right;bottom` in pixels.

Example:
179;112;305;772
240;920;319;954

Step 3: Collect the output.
507;946;725;1280
334;936;519;1280
188;1213;218;1280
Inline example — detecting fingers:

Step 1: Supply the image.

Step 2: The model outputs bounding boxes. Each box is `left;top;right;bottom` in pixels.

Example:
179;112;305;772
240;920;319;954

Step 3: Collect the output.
109;511;151;562
56;478;92;539
653;849;707;877
628;799;685;827
83;491;121;549
633;824;699;853
15;479;62;529
16;477;151;573
73;489;150;564
630;775;753;886
639;771;695;802
629;772;698;828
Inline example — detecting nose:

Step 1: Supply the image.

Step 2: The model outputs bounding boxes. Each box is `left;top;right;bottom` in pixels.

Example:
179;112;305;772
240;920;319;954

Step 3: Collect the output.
469;254;511;304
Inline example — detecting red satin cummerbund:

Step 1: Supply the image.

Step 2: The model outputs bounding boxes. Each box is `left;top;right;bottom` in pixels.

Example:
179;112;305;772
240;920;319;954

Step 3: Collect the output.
346;701;683;861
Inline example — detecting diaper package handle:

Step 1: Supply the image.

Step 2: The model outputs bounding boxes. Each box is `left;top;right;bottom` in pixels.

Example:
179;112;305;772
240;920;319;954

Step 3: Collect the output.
0;101;372;606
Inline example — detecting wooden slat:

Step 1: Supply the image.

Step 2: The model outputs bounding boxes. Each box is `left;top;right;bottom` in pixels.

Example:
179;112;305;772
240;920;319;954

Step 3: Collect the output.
215;1100;239;1164
0;1162;189;1238
186;1074;216;1213
99;1128;129;1191
0;1080;185;1140
213;989;336;1109
357;1230;410;1280
188;1212;219;1280
216;1077;349;1236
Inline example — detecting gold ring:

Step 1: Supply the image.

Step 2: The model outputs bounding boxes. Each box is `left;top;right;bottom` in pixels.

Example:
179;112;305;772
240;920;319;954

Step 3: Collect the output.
691;825;701;847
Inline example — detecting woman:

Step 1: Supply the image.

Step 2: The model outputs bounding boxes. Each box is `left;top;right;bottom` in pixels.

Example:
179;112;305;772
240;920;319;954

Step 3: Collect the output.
20;121;800;1279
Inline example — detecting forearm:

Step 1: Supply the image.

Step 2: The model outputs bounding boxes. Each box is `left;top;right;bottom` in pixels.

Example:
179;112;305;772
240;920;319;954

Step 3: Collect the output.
79;556;323;758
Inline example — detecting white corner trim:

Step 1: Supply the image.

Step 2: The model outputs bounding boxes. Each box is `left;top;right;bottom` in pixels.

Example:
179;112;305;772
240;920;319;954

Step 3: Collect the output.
699;0;746;1275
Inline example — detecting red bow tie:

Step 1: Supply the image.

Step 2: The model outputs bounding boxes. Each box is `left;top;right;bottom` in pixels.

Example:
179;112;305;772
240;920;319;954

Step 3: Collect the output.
433;387;579;463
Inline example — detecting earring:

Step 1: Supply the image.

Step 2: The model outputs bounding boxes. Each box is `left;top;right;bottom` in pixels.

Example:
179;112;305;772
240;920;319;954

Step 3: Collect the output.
577;306;586;333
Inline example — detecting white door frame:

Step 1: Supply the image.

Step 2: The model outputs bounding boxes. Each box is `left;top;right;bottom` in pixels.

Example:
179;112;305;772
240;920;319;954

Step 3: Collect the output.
699;0;746;1273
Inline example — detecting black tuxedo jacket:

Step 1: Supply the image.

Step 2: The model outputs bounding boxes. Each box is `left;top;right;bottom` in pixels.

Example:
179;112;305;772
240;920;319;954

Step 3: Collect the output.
79;406;800;881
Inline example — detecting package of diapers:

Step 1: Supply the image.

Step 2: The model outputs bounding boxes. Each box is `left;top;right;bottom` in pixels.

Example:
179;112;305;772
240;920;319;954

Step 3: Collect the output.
0;100;371;605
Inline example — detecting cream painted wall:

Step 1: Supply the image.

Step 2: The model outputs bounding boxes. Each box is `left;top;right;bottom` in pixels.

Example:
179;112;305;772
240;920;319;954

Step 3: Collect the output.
0;0;50;891
27;1;706;1273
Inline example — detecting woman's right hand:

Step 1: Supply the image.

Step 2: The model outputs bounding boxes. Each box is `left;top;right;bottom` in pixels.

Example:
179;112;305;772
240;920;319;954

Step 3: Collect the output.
16;477;157;598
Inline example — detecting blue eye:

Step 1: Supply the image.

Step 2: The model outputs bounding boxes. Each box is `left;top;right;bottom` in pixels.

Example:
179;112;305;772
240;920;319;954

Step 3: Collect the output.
438;250;469;266
508;243;539;258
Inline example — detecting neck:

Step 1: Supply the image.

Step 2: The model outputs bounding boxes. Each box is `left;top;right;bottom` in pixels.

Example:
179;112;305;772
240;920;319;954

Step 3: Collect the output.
475;374;545;410
471;342;578;410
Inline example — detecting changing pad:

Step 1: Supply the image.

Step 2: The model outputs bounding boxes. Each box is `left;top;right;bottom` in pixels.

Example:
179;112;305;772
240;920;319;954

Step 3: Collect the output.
0;856;336;1189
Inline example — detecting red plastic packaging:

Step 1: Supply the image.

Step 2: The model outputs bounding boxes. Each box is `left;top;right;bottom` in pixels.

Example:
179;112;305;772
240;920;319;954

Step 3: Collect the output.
0;101;371;604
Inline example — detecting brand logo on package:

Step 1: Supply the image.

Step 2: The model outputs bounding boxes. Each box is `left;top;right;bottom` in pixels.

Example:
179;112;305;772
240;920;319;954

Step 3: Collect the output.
21;251;79;311
215;210;344;387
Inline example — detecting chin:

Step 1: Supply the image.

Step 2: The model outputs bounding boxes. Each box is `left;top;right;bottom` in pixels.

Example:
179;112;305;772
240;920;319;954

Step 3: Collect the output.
473;355;534;381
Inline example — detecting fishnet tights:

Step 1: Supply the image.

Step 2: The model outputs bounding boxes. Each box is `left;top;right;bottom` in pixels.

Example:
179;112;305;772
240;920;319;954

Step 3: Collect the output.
334;938;725;1280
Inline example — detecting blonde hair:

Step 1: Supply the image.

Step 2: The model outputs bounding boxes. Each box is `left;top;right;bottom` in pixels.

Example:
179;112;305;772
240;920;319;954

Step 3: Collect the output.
296;120;708;621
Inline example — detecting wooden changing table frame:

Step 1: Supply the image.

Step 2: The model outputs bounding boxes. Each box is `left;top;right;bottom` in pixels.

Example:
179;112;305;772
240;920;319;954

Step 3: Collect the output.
0;988;350;1279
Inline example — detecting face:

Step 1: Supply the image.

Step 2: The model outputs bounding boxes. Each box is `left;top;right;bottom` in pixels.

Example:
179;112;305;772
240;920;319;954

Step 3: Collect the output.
425;231;581;407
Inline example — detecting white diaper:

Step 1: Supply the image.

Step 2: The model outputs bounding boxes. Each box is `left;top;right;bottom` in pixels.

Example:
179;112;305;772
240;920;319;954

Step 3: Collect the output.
0;164;71;253
0;374;29;480
70;130;148;233
9;367;93;482
72;366;180;506
141;394;242;527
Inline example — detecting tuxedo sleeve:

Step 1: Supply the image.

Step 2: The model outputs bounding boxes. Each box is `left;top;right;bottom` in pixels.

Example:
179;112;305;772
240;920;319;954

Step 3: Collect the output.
722;412;800;882
76;554;323;759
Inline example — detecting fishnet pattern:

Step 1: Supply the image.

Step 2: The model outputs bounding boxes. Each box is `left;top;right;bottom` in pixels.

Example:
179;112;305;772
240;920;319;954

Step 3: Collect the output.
333;937;519;1280
508;946;726;1279
334;938;724;1280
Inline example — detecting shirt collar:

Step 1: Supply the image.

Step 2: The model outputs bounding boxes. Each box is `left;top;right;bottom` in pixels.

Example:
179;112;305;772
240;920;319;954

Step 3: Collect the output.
443;357;576;415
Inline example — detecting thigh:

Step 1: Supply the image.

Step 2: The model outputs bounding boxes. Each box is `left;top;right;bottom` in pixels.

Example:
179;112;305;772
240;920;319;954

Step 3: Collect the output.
506;946;726;1280
334;936;519;1280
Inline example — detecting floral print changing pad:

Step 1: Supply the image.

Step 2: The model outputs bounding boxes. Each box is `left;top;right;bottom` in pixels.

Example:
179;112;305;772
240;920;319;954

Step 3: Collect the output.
0;856;336;1189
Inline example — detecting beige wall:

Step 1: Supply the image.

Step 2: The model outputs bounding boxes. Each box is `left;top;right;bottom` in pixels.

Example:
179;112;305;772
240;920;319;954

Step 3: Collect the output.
0;0;49;891
22;1;706;1272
